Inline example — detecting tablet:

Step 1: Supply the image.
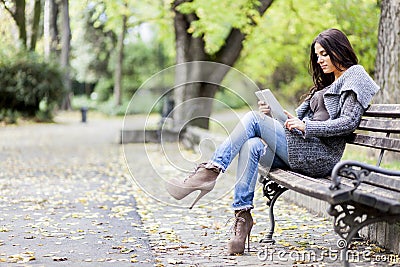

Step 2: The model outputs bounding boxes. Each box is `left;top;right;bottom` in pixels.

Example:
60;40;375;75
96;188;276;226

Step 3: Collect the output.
255;89;287;123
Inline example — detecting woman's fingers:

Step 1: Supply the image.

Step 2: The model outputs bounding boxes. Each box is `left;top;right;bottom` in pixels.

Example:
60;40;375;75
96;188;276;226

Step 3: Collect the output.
283;110;294;119
285;117;305;132
258;101;271;115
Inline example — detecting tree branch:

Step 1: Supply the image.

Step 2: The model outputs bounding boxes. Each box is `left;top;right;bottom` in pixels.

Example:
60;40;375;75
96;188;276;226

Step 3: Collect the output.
257;0;274;17
0;0;17;21
215;0;274;66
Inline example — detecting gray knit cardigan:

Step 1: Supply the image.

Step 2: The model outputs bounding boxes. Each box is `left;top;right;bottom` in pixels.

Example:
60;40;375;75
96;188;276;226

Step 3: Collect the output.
286;65;379;177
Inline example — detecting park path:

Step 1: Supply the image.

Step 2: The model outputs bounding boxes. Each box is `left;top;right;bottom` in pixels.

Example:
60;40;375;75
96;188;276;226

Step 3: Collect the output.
0;111;397;266
0;112;153;265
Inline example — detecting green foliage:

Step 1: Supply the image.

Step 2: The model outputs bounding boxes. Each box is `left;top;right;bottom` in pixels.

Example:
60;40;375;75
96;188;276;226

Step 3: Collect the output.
176;0;261;54
70;1;116;85
72;93;161;116
328;0;380;74
122;41;170;98
71;95;99;111
214;88;248;110
93;77;114;102
70;0;174;111
91;39;171;105
237;0;380;107
0;52;65;122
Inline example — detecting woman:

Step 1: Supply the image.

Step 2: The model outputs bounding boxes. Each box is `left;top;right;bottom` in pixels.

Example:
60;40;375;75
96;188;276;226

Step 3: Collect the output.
166;28;379;255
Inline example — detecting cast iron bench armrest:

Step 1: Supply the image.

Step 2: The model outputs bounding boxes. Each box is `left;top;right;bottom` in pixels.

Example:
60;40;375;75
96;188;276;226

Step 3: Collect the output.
330;159;400;190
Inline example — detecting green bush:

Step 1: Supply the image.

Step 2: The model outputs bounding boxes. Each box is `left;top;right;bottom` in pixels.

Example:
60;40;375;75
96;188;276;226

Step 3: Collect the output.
93;76;114;102
0;53;65;122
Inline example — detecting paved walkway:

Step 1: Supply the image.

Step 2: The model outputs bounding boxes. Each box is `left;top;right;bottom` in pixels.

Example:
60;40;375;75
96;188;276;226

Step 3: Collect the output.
126;141;399;267
0;112;399;266
0;113;153;265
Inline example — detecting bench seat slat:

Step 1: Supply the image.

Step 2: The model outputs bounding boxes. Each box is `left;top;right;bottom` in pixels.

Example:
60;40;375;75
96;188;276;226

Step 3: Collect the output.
265;169;352;205
360;173;400;193
337;172;400;193
364;104;400;118
358;118;400;133
352;184;400;214
348;133;400;152
262;168;400;214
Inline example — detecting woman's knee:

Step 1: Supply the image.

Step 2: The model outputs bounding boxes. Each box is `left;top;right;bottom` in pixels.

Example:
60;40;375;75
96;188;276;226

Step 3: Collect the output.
242;111;261;122
239;111;261;129
242;138;265;157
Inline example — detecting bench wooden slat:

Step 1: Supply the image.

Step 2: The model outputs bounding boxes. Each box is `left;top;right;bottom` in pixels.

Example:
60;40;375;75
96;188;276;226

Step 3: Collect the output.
352;184;400;214
335;171;400;193
361;172;400;193
358;118;400;133
264;169;400;214
266;169;353;205
364;104;400;118
348;133;400;152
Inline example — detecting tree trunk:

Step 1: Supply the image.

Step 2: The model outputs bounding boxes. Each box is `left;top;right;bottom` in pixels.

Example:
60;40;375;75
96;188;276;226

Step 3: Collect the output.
44;0;59;59
1;0;27;48
374;0;400;103
172;0;274;129
15;0;27;48
113;13;127;107
60;0;71;110
29;0;41;51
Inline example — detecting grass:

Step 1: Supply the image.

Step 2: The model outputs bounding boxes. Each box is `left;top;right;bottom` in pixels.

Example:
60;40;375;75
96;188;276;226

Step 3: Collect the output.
342;144;400;171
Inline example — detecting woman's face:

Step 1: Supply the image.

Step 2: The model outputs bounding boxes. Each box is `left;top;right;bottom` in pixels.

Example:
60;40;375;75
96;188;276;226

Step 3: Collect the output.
314;42;344;79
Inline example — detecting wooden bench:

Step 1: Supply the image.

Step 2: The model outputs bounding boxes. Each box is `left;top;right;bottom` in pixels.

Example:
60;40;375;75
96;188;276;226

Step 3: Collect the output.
258;104;400;267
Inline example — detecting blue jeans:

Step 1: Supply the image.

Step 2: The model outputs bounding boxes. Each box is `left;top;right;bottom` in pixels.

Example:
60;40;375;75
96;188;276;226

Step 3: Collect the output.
210;111;289;210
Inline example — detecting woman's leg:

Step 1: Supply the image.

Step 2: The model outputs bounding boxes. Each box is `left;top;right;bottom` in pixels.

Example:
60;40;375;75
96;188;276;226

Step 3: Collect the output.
227;116;288;254
210;111;284;171
232;114;288;210
167;111;282;208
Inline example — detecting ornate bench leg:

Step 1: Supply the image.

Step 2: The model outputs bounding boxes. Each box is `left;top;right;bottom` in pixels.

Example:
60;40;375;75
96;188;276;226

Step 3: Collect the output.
260;178;288;244
328;203;400;267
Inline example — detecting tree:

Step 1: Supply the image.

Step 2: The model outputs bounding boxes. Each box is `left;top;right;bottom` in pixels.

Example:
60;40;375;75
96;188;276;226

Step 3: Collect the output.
44;0;59;59
60;0;71;109
113;2;128;106
69;2;116;97
0;0;42;50
89;0;170;107
374;0;400;103
30;0;41;51
172;0;274;130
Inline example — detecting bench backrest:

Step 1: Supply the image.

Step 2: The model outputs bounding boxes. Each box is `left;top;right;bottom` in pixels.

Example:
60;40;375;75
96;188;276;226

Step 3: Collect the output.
343;104;400;202
349;104;400;166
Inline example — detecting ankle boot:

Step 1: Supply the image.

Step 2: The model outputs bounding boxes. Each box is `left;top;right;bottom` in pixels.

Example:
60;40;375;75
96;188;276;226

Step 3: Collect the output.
227;209;253;255
166;163;220;209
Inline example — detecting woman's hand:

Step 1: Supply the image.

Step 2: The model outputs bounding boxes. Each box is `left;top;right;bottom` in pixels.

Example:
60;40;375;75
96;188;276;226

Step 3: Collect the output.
284;110;305;133
258;100;271;116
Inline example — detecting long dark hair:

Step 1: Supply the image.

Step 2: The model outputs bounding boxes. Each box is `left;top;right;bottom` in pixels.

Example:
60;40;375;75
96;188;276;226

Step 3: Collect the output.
308;28;358;95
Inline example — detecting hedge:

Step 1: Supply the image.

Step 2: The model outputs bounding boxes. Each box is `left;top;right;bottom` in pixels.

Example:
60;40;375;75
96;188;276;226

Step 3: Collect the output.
0;53;65;122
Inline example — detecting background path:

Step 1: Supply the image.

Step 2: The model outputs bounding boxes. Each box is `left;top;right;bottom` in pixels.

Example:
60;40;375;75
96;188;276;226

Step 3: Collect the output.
0;113;153;265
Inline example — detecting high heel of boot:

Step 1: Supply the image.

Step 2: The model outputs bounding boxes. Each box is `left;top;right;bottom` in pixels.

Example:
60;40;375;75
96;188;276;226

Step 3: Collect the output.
189;189;211;209
247;232;251;252
165;163;220;208
227;210;253;255
166;178;216;208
